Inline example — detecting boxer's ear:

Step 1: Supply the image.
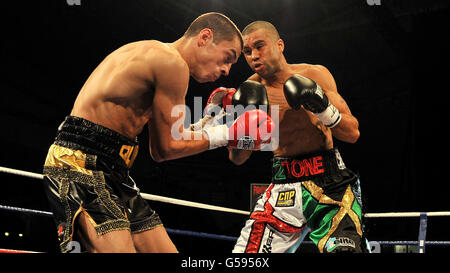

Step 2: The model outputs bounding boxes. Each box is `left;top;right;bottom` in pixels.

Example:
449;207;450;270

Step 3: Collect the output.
198;28;213;47
277;39;285;53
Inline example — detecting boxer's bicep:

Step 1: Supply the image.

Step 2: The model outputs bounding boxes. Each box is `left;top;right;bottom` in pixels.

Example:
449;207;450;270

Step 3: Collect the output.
149;57;189;160
309;65;360;142
308;65;352;115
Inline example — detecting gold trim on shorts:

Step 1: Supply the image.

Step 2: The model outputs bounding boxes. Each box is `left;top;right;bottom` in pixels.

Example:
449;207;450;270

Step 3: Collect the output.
302;180;363;253
43;144;131;252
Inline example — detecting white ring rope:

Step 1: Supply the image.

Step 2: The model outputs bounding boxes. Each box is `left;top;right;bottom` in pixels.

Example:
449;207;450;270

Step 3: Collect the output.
364;211;450;218
0;166;44;180
0;166;249;215
139;193;249;215
1;165;450;218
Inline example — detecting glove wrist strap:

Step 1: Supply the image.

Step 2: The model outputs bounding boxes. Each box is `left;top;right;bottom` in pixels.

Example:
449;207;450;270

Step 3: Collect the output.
203;124;228;150
313;104;341;128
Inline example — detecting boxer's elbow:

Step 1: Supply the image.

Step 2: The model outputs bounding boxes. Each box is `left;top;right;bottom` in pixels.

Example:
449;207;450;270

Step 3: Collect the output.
347;119;360;143
349;129;360;143
333;116;360;143
150;140;187;162
349;117;360;143
149;141;172;163
340;128;360;144
149;146;165;163
151;147;174;163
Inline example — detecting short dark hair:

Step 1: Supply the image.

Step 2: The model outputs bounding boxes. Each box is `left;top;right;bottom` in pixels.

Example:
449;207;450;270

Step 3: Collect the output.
184;12;243;48
242;21;280;41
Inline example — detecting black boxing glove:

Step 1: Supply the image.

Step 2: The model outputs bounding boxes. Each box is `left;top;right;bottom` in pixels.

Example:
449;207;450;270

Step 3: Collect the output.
231;80;269;119
284;74;341;128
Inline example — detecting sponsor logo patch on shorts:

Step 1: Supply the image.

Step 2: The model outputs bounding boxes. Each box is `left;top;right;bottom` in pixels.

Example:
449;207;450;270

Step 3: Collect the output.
325;237;356;252
276;190;296;207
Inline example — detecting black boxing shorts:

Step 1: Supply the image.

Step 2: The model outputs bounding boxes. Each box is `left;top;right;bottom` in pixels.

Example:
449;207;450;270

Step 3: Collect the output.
42;115;162;253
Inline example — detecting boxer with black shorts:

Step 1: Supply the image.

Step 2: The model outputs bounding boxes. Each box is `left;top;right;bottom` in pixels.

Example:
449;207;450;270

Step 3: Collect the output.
42;12;247;253
229;21;369;253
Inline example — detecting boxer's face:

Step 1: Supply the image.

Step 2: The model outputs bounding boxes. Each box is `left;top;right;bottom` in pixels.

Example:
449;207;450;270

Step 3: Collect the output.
243;29;283;78
193;29;241;83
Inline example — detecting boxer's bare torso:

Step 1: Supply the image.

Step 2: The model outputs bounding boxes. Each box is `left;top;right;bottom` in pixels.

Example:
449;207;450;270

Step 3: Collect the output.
250;64;334;158
229;63;358;164
46;12;244;253
229;27;359;164
71;40;185;139
71;34;241;162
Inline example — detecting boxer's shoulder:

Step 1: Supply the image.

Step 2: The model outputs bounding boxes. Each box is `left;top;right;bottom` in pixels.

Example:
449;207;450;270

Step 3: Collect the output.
290;63;335;91
291;63;329;75
133;41;189;85
143;41;187;68
105;40;188;80
119;40;187;68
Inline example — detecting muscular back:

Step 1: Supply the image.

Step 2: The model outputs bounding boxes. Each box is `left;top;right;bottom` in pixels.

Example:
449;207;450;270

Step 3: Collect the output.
254;64;333;157
71;40;174;139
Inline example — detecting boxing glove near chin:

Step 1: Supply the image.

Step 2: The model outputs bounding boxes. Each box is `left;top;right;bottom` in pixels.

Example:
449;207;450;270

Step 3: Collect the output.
232;80;269;110
190;87;236;131
204;87;236;116
284;74;341;128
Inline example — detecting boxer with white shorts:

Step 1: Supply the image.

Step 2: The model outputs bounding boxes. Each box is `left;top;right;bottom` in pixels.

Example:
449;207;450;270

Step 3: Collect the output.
229;21;368;253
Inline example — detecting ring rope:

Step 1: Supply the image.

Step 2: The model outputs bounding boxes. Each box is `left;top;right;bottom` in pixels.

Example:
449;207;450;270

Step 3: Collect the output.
375;241;450;246
165;228;238;242
139;193;249;215
0;166;249;215
0;248;42;253
0;204;53;217
0;166;44;180
3;204;450;247
0;204;239;242
2;166;450;218
363;212;450;218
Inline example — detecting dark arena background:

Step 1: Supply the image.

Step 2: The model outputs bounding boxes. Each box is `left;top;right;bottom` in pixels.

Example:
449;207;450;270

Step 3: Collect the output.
0;0;449;257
